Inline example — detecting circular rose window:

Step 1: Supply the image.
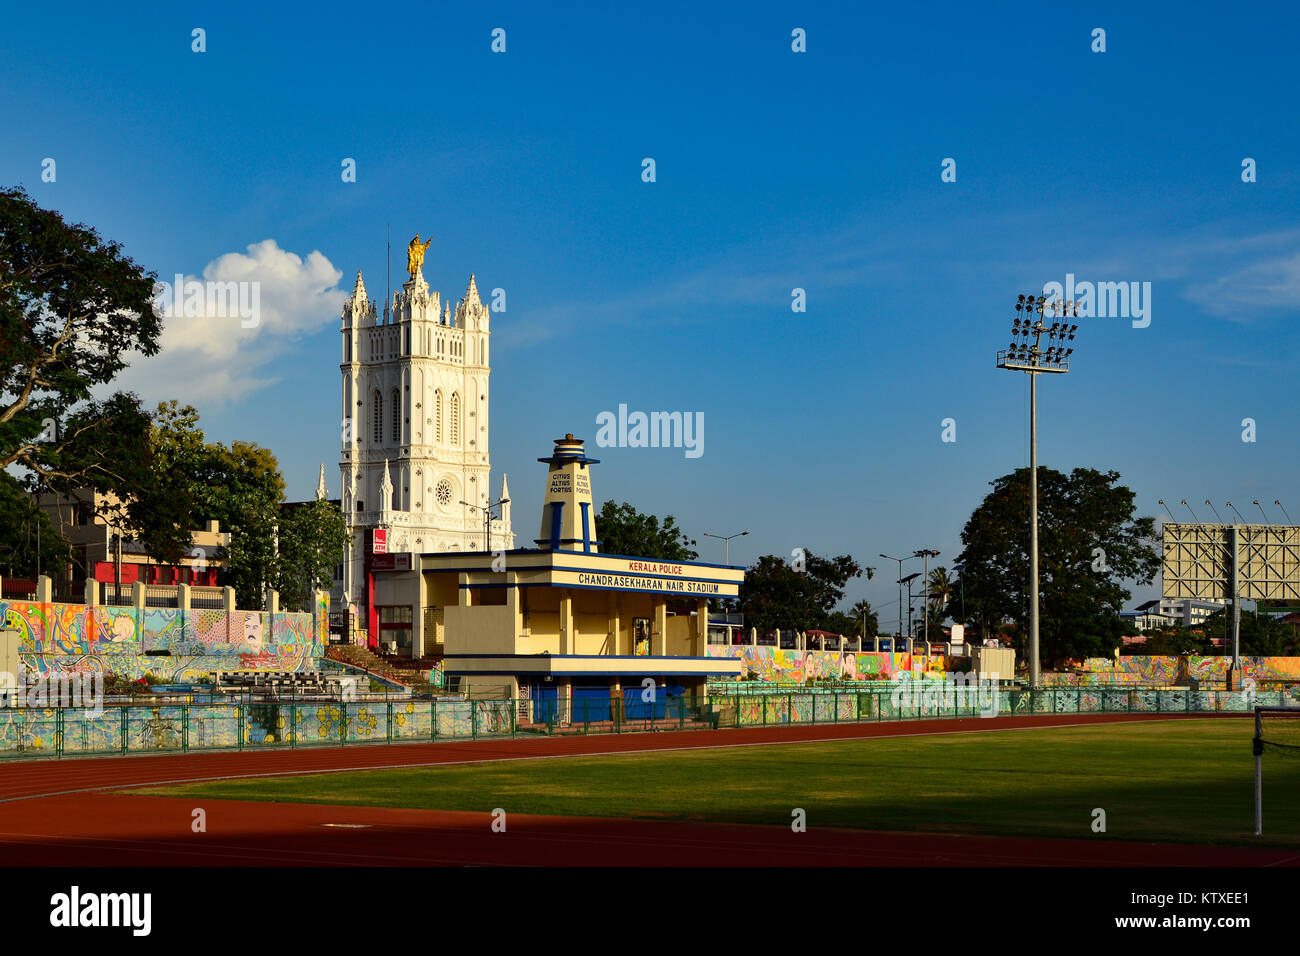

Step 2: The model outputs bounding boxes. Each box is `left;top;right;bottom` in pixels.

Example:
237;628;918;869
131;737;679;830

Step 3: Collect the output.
436;479;453;506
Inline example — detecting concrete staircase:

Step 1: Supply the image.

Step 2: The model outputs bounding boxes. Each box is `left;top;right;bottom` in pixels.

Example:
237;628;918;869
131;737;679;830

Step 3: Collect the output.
329;644;443;689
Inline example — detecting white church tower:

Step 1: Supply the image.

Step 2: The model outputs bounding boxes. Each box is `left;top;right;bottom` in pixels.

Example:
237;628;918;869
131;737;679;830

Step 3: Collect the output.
336;239;513;630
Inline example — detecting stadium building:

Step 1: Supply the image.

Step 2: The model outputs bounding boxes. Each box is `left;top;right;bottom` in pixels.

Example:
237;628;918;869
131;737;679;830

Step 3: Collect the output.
367;433;745;717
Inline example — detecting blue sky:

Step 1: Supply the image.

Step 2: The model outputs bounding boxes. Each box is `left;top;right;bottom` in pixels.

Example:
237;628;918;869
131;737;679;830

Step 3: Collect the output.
4;1;1298;623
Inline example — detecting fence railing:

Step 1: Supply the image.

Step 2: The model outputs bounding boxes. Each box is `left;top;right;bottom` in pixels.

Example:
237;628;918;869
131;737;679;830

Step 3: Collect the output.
1;686;1288;760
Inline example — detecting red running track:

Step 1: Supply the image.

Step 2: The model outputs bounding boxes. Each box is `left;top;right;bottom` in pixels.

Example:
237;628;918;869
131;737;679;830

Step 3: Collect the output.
0;712;1287;867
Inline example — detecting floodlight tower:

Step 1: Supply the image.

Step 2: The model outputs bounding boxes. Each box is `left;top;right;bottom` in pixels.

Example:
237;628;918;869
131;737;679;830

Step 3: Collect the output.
996;293;1079;688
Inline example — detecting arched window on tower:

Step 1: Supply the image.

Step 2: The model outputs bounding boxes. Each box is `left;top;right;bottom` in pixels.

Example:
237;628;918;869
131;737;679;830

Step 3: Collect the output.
450;392;460;446
391;390;401;443
372;391;382;443
435;390;443;444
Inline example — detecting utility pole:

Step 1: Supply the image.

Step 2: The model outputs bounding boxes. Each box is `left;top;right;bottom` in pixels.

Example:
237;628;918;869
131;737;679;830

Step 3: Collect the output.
881;553;912;641
703;530;749;565
461;496;510;553
915;549;940;649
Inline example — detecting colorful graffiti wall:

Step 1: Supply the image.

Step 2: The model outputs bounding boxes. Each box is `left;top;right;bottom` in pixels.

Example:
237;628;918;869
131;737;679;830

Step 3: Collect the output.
1049;655;1300;686
0;696;515;756
0;598;326;681
705;645;958;683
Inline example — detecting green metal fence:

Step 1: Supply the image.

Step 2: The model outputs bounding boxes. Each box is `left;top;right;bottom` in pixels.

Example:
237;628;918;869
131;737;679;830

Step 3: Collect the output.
0;685;1288;760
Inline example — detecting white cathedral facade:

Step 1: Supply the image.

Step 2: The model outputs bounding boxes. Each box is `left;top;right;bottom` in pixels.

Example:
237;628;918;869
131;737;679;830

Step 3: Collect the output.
333;254;513;621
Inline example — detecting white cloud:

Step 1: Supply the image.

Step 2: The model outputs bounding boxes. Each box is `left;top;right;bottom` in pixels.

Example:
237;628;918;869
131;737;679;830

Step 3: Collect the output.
1184;248;1300;319
112;240;343;406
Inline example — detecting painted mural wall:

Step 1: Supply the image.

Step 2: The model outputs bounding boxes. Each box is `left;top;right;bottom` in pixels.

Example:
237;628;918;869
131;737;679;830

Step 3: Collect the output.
0;696;515;756
1044;655;1300;686
705;645;958;683
0;596;327;682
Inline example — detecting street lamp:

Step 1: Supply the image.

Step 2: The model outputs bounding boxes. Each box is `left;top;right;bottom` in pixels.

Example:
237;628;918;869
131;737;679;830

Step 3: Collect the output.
914;549;940;650
952;560;967;634
899;572;921;650
997;292;1079;688
703;530;749;565
881;553;913;640
460;496;510;553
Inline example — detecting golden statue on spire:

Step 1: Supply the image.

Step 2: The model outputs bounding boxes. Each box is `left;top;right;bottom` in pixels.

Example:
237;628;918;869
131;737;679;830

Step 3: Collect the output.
406;233;433;279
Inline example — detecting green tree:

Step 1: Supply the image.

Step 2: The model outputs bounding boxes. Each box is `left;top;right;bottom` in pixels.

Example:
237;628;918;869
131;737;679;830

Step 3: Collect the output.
1;187;167;536
274;498;348;612
954;466;1160;665
1197;608;1294;656
1141;625;1212;656
0;473;70;578
739;551;863;635
821;599;878;640
927;566;952;622
595;500;698;560
146;402;341;609
0;187;160;477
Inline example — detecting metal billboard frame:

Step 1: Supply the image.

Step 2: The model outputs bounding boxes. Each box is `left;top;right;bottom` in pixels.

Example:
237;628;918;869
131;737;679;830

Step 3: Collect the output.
1161;522;1300;670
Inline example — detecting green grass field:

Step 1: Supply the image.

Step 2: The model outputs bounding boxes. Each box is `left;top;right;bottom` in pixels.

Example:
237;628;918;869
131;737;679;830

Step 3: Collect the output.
130;719;1300;847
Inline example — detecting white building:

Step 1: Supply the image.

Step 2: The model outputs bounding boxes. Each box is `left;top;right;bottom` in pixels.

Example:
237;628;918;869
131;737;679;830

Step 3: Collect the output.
334;255;513;644
1121;598;1224;631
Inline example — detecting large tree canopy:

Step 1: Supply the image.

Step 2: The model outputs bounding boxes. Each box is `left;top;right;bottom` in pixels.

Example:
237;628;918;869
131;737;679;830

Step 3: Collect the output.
739;551;863;636
0;472;71;578
148;402;342;611
595;500;698;561
0;186;162;488
953;466;1159;663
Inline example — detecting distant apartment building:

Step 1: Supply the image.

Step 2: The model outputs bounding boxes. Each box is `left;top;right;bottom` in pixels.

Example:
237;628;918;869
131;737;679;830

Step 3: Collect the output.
32;488;229;594
1120;598;1225;631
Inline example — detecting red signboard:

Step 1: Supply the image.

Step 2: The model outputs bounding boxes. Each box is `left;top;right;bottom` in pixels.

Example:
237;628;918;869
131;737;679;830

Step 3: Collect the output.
372;529;388;554
370;553;411;572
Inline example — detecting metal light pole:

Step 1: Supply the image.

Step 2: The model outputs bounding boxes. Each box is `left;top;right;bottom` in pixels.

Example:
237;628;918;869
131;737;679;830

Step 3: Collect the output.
900;572;921;649
997;293;1079;688
703;530;749;565
881;553;912;640
460;496;510;553
952;560;967;627
915;549;940;650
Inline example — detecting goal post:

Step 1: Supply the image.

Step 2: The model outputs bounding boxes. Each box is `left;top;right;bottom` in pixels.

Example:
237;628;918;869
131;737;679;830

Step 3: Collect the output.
1253;706;1300;836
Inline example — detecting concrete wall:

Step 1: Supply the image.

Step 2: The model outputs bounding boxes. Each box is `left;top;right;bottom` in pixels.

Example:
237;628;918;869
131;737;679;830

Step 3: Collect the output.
0;596;326;681
443;605;517;656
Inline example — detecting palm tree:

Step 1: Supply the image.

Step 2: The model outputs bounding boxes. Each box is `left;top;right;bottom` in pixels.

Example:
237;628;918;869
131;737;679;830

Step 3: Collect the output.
850;599;878;638
927;567;952;619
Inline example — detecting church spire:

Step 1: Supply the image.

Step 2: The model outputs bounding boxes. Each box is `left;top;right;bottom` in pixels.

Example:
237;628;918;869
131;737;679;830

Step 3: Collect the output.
316;464;328;500
352;270;367;300
465;273;481;307
380;458;393;512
